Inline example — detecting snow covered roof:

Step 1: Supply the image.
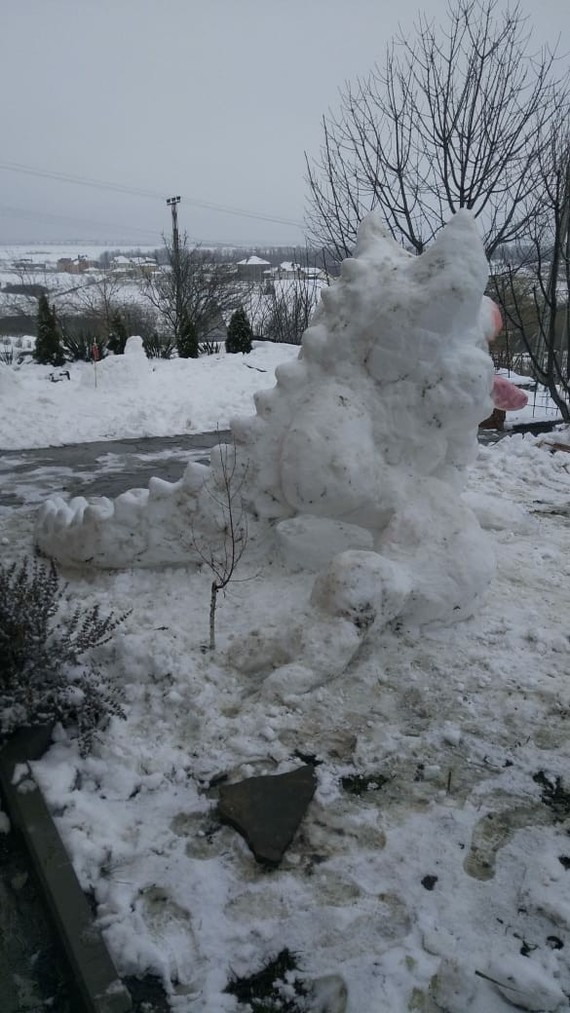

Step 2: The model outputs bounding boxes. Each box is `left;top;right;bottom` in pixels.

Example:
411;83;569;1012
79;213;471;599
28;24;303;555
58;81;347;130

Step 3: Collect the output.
237;256;271;266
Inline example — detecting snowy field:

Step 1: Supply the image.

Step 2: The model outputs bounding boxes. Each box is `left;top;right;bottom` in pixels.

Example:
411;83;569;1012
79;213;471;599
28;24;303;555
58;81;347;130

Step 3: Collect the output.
2;225;570;1011
0;343;300;449
0;243;155;310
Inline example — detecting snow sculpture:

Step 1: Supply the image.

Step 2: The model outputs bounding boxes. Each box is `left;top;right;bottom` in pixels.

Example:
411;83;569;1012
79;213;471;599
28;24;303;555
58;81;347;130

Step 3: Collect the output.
37;210;500;660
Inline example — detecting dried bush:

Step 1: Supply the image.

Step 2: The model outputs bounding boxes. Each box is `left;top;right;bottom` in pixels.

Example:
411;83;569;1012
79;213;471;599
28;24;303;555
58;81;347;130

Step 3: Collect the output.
142;332;176;359
0;343;15;366
0;557;128;753
199;340;221;355
60;324;104;363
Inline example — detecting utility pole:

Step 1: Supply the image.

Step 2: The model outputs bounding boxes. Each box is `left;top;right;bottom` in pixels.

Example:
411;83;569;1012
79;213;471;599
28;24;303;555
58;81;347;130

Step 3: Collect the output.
166;195;181;257
166;196;182;342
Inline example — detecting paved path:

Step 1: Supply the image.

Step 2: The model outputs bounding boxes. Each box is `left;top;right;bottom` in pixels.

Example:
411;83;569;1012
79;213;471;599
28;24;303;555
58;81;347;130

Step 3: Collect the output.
0;431;231;508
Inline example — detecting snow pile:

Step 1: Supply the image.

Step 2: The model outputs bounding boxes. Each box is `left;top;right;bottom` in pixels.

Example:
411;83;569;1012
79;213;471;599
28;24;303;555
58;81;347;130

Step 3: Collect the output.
37;211;497;654
0;362;21;394
79;334;150;390
236;209;495;524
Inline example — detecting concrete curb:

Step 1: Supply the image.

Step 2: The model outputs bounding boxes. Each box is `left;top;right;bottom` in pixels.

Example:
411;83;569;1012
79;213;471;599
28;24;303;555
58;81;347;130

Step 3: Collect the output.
0;727;131;1013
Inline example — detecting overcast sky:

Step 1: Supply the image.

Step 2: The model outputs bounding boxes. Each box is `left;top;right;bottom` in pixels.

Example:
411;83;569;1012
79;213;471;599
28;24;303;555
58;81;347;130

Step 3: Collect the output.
1;0;568;248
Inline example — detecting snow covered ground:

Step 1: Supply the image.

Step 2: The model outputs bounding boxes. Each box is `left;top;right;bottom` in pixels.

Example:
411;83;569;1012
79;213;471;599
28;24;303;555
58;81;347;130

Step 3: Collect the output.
0;343;299;449
1;268;570;1008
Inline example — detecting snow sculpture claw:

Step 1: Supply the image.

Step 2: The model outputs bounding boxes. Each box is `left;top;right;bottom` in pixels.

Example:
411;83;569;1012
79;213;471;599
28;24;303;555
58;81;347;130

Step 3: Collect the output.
37;210;499;659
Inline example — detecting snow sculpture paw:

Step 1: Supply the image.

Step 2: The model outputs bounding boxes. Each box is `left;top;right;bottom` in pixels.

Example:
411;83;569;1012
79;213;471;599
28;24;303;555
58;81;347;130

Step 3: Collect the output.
310;550;411;631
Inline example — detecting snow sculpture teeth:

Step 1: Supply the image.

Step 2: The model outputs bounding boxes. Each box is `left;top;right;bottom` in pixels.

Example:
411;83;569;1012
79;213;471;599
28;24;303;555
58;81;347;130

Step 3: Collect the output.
36;209;496;647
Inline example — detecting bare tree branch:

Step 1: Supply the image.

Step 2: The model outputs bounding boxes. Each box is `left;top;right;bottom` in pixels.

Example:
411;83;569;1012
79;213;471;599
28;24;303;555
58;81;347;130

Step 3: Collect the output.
305;0;569;260
139;234;246;347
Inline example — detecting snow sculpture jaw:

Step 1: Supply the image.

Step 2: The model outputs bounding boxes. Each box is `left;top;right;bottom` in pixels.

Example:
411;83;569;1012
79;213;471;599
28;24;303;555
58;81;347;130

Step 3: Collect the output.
36;210;496;670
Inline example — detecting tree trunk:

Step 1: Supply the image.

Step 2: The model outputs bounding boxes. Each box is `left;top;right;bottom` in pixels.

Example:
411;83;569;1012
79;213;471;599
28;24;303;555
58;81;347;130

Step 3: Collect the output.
209;582;217;651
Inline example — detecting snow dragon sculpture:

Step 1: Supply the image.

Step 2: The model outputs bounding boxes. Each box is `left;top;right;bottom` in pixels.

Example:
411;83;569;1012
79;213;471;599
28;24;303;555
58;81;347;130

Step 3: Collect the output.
37;210;506;655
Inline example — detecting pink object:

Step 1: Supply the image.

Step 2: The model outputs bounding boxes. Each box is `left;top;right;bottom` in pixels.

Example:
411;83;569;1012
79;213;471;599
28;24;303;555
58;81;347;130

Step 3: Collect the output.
490;301;503;338
492;374;528;411
484;297;528;411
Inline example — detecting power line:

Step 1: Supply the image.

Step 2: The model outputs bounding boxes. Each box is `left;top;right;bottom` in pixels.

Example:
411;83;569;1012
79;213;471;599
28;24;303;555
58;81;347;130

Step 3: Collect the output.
0;202;303;250
0;202;163;240
0;161;303;229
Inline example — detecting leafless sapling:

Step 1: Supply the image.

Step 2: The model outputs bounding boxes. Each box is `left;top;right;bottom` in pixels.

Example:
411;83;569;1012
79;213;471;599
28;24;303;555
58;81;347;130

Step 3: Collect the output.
191;440;248;651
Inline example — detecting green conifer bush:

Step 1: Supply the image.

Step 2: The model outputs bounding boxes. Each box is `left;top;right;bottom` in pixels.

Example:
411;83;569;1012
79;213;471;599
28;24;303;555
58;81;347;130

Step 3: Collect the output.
177;313;199;358
226;307;253;354
34;295;65;366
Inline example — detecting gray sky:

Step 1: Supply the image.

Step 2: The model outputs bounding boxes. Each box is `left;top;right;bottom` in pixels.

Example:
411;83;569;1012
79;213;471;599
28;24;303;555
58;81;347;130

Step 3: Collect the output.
1;0;568;248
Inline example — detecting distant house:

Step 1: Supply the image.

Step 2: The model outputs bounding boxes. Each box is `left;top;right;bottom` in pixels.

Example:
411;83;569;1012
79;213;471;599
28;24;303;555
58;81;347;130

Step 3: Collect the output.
275;261;327;281
3;282;47;298
236;255;271;282
110;255;158;278
56;255;96;274
56;257;74;273
274;261;300;280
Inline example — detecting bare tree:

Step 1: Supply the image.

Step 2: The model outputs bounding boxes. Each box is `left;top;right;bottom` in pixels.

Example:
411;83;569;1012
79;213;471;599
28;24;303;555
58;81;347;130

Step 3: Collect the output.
191;440;248;651
490;130;570;419
1;259;50;329
73;270;123;339
140;234;245;348
49;269;157;359
245;252;327;344
266;277;320;345
488;270;539;367
305;0;568;261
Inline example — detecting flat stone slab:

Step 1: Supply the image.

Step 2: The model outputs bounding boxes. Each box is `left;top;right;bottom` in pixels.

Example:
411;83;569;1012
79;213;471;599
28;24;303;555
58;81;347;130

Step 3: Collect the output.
218;765;317;867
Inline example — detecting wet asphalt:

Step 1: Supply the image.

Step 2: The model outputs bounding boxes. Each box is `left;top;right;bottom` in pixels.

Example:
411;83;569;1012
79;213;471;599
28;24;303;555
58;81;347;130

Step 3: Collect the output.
0;430;231;509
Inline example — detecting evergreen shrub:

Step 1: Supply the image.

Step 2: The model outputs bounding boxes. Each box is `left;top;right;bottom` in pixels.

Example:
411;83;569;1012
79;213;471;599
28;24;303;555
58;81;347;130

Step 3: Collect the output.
226;308;253;354
0;557;128;753
34;295;65;366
